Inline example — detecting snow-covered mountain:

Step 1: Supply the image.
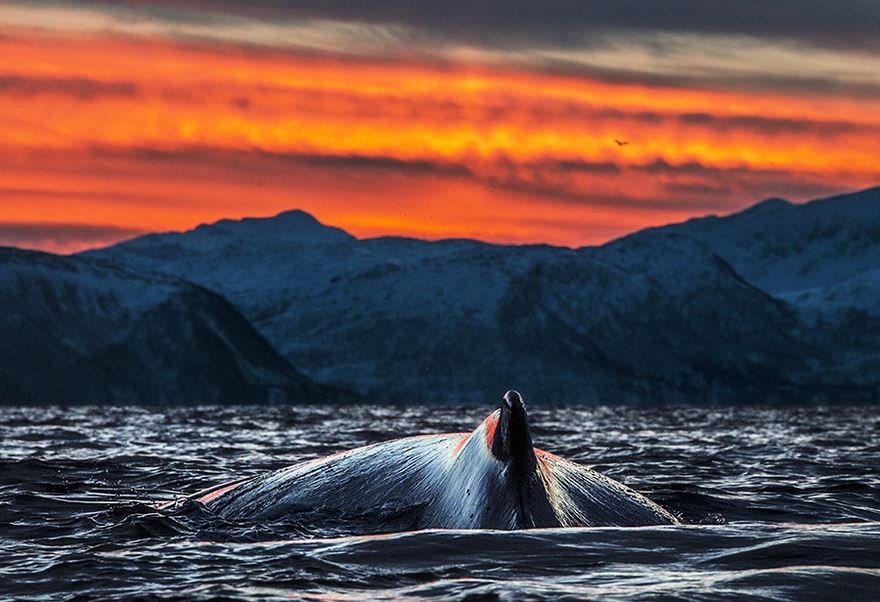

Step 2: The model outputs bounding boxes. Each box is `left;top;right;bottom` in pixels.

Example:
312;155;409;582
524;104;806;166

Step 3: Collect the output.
84;186;880;403
0;248;351;404
616;187;880;393
628;187;880;317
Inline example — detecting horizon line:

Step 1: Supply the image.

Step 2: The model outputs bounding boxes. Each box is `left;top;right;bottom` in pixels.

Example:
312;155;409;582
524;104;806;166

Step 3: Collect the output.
2;183;877;256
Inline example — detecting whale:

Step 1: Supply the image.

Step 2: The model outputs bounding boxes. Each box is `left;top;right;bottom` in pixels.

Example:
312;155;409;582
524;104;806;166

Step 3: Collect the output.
178;391;677;529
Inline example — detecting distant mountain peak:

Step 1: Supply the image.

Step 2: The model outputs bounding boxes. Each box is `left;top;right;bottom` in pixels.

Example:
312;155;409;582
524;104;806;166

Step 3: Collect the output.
743;197;793;214
188;208;354;245
272;209;320;222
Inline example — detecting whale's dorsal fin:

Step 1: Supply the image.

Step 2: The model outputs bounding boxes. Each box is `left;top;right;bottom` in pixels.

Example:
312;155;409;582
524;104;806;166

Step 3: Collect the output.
489;390;537;472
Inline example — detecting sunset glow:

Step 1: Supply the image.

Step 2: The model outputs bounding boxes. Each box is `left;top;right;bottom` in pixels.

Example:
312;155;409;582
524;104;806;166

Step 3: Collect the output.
2;3;879;252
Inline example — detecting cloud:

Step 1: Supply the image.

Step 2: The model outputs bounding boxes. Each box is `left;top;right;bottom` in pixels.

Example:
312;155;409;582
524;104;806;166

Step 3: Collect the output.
3;2;878;99
675;113;880;136
471;157;862;213
105;0;880;53
0;76;138;99
84;147;857;215
0;222;144;253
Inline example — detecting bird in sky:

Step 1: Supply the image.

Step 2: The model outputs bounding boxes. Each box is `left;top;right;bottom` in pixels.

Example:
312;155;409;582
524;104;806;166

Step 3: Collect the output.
614;139;629;146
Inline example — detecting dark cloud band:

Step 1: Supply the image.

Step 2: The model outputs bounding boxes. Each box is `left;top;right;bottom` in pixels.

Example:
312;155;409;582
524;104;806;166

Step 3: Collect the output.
112;0;880;52
0;222;144;250
0;76;138;99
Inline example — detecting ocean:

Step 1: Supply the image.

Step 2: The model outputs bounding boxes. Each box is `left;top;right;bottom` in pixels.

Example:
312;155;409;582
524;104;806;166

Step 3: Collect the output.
1;404;878;600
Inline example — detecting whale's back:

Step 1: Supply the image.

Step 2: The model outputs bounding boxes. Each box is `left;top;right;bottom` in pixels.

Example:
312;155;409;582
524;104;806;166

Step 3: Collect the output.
205;433;463;521
200;416;676;529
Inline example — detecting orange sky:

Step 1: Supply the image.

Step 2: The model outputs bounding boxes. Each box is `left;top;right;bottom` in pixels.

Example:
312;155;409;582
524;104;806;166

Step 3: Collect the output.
2;5;880;253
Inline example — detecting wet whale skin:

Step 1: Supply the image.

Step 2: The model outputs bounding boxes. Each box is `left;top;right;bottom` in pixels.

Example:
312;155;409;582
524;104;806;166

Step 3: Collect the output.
202;410;677;529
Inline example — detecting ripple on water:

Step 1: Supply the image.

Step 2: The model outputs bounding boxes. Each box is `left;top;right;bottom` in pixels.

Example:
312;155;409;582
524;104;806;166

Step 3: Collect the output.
0;404;878;600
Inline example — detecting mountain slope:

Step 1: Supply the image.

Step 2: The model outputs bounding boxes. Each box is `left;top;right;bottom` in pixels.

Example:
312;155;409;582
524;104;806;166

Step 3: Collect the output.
0;248;350;404
615;187;880;395
630;186;880;315
85;190;880;403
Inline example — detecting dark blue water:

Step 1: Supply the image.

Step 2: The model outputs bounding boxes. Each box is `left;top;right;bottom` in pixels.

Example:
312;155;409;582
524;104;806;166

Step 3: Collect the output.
1;405;879;600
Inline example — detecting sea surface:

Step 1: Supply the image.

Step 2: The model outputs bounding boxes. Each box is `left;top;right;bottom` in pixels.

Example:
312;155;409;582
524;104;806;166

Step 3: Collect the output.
1;404;878;601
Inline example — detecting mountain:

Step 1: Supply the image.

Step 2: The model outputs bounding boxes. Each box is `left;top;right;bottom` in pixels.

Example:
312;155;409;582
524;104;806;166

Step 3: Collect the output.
0;248;351;404
618;187;880;391
85;187;880;403
630;187;880;316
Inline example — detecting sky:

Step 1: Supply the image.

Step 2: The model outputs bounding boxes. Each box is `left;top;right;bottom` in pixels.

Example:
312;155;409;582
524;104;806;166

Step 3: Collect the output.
1;1;879;253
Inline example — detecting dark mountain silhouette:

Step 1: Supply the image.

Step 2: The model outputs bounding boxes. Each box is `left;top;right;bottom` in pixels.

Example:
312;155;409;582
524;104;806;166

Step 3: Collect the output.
0;248;353;404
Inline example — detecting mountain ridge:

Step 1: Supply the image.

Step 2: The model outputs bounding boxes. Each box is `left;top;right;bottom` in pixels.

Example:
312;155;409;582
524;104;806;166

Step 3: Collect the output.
79;185;880;403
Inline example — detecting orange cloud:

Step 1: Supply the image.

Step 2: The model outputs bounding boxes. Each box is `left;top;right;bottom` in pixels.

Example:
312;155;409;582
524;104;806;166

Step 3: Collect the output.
1;28;878;252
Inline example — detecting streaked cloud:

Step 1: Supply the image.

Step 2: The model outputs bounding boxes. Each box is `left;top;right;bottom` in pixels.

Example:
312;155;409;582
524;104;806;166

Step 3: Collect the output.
72;1;880;53
0;222;144;254
3;1;879;96
0;75;138;99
